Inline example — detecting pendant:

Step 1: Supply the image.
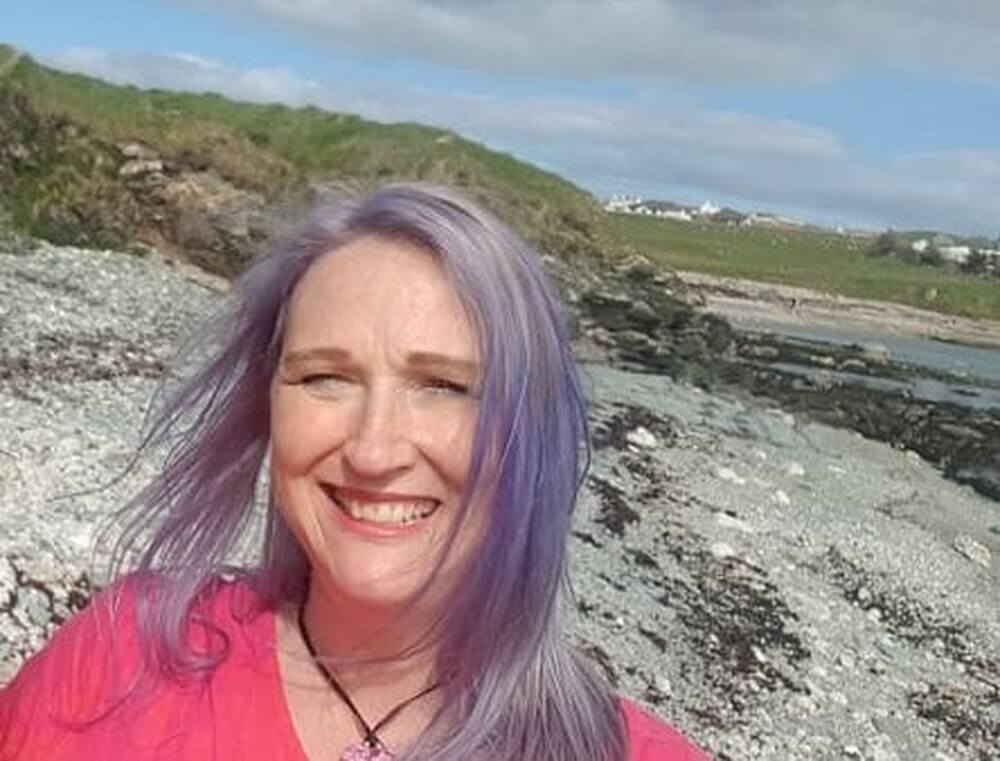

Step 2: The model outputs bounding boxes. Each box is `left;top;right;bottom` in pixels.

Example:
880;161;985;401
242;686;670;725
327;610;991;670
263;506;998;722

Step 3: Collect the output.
339;741;395;761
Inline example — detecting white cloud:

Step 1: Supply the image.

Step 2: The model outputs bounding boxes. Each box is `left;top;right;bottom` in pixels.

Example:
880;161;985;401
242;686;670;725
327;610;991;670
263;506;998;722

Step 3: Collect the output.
47;47;327;106
181;0;1000;85
42;48;999;234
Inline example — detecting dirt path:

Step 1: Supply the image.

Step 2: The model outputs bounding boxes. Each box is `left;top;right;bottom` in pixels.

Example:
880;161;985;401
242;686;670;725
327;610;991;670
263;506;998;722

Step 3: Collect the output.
677;270;1000;349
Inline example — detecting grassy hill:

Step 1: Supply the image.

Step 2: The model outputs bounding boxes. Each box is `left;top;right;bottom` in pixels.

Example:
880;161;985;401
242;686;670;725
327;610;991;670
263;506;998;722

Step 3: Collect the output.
1;47;997;320
0;50;616;275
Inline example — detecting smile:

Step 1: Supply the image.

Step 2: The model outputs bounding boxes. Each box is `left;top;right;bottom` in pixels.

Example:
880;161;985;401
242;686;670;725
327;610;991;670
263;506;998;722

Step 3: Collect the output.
323;485;440;526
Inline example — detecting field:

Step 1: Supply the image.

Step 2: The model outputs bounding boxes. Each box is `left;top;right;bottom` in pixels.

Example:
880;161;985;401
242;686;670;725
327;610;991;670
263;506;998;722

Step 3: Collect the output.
2;45;998;321
610;214;1000;321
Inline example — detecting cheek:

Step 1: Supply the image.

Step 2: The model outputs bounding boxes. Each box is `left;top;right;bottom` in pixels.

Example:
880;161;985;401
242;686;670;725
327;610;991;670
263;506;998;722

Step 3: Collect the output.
270;393;344;475
419;409;478;487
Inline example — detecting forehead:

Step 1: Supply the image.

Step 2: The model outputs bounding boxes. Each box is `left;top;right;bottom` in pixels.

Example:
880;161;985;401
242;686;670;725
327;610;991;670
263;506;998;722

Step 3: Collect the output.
283;235;478;355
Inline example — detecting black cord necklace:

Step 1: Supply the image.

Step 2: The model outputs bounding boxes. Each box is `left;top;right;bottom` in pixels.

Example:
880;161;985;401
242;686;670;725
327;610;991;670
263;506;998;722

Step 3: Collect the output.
296;604;441;761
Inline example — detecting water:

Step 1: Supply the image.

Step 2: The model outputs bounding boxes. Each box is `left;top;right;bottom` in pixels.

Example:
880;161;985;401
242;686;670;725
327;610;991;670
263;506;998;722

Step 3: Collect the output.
732;318;1000;410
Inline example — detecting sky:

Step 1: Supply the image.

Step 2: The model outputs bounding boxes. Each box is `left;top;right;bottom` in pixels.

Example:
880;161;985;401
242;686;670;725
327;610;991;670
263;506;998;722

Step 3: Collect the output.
5;1;1000;236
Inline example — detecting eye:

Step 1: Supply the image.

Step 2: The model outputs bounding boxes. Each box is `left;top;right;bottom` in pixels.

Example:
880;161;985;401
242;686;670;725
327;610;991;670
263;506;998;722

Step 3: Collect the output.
421;377;472;396
299;372;355;390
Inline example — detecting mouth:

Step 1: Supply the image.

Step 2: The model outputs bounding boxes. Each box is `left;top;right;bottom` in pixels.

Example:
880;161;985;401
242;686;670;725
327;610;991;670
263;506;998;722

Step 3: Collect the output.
322;485;441;527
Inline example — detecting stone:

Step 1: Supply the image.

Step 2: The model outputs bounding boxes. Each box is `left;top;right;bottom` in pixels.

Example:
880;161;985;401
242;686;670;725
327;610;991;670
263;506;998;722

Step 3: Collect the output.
786;462;806;477
21;586;52;628
715;512;754;534
119;159;164;178
773;489;791;506
709;542;737;560
625;426;658;449
119;142;157;159
952;534;991;567
716;466;746;485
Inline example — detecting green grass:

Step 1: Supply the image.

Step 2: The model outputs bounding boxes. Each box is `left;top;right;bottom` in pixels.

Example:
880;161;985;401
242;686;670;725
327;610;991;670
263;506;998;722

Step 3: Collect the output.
2;53;607;263
3;50;998;320
610;214;1000;320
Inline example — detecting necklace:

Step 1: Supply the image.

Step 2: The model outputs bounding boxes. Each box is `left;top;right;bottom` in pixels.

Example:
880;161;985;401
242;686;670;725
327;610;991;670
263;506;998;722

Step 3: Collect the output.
296;604;441;761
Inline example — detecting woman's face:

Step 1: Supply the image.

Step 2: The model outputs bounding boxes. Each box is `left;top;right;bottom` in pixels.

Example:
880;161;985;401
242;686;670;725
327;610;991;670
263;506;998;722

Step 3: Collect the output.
270;235;485;614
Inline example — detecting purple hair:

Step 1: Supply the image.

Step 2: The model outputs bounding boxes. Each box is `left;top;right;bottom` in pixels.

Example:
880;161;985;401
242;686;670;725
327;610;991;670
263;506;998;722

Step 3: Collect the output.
110;183;627;760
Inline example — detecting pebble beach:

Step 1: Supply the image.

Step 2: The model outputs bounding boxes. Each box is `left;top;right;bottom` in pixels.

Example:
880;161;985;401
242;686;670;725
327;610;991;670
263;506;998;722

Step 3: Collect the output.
1;239;998;760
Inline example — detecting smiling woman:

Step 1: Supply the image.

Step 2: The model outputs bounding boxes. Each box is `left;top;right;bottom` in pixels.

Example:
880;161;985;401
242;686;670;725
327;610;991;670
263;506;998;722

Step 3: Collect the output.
0;184;709;760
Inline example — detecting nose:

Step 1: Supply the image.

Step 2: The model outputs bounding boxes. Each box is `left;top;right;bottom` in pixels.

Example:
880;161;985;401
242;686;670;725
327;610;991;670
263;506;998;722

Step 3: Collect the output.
341;384;414;480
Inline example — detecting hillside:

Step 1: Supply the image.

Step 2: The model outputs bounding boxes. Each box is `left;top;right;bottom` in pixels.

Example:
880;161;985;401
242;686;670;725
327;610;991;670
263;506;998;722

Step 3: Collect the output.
0;49;621;277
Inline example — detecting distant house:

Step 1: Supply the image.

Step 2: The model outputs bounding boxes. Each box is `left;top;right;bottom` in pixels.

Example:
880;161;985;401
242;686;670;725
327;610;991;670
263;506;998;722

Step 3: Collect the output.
939;245;972;264
604;194;642;213
660;209;693;222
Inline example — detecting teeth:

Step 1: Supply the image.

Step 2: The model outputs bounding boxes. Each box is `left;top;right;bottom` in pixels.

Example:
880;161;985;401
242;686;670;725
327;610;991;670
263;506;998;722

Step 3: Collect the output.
340;498;437;525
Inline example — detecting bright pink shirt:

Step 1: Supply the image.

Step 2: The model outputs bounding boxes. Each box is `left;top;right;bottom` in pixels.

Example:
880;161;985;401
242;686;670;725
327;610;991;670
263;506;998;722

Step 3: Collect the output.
0;581;709;760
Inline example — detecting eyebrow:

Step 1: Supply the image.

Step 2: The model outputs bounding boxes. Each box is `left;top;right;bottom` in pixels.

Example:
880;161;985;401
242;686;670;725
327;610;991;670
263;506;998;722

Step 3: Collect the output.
281;347;352;367
281;347;480;376
407;351;480;377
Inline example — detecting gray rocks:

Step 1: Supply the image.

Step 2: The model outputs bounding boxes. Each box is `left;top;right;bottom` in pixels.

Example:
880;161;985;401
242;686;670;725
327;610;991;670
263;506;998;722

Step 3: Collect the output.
2;240;999;760
953;534;992;568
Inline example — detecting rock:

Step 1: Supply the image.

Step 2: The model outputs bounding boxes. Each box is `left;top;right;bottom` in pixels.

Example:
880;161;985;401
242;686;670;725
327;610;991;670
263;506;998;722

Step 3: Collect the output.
715;512;754;534
709;541;737;560
952;534;991;567
626;300;661;328
625;426;658;450
862;344;890;363
119;142;157;160
716;466;746;485
773;489;791;506
118;159;164;178
21;586;51;628
839;358;867;373
786;462;806;477
615;256;657;282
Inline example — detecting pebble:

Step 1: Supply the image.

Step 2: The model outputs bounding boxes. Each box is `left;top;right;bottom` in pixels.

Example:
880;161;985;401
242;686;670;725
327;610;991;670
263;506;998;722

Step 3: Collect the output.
716;466;747;485
952;534;991;567
709;542;737;560
715;513;754;534
4;240;1000;761
625;426;658;450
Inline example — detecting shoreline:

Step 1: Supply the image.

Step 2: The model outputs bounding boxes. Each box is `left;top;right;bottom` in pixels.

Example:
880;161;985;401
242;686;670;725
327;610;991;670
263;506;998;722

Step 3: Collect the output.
1;241;998;759
675;270;1000;350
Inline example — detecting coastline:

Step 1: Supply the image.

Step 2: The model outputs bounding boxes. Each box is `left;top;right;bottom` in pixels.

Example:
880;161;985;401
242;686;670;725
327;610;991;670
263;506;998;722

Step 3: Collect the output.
675;270;1000;350
1;240;997;759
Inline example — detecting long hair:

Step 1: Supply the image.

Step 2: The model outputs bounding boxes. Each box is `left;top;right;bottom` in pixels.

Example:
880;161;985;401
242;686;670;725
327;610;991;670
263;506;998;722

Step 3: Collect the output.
111;183;627;760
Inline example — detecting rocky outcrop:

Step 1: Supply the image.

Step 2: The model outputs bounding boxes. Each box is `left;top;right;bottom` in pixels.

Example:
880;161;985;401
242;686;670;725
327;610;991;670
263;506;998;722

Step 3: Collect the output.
0;86;276;275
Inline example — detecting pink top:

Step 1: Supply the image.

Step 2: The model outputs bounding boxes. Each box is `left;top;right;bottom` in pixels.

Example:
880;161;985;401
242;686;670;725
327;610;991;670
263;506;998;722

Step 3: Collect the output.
1;581;709;760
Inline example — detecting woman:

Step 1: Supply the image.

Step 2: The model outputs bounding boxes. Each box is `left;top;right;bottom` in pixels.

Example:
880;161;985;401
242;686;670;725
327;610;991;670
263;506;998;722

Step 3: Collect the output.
1;184;708;760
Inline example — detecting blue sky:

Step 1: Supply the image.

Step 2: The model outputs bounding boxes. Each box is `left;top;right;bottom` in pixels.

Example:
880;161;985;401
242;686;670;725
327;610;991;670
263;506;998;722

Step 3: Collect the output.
7;1;1000;235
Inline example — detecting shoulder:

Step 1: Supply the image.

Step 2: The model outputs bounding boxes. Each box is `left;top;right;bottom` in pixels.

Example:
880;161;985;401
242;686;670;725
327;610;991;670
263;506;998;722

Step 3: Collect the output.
621;699;712;761
0;577;145;757
1;574;273;757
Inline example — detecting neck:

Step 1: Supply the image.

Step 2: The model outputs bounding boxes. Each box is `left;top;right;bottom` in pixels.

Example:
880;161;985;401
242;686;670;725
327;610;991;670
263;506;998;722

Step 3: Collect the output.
298;583;442;707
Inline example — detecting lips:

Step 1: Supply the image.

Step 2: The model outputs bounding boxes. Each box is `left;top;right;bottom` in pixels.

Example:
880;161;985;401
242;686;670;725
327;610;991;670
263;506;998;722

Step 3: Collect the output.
322;484;440;527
